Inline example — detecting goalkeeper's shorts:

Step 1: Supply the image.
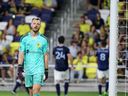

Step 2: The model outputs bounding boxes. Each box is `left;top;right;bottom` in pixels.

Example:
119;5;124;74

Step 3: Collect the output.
25;74;45;87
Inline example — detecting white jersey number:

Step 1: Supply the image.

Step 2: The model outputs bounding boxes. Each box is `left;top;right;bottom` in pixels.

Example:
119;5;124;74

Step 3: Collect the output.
56;51;65;60
100;53;106;61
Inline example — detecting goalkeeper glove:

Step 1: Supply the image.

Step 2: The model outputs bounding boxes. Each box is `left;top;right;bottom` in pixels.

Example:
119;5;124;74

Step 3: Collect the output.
44;69;48;81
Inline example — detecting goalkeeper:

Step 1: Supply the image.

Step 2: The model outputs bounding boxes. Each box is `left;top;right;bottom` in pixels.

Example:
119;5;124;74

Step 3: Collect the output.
18;17;49;96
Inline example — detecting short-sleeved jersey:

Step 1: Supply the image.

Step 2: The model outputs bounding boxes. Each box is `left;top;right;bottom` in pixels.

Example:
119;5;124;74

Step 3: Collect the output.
19;32;49;75
53;46;70;71
96;48;109;71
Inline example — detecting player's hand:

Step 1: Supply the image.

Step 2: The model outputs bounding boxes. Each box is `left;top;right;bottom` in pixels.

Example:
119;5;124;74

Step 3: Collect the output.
44;69;48;81
70;65;75;70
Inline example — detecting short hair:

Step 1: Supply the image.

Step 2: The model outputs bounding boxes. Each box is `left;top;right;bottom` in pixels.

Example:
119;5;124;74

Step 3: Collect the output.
101;40;107;47
32;17;41;22
58;36;65;44
77;51;82;55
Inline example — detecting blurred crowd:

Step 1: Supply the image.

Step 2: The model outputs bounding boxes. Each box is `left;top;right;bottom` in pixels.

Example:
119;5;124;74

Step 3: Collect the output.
69;0;128;83
0;0;64;83
0;0;127;84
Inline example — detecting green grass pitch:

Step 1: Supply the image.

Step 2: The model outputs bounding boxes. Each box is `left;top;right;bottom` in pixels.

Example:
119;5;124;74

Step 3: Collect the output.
0;91;128;96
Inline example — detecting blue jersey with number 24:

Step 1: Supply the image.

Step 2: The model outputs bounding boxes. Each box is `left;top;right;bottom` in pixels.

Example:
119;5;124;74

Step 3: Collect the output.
53;46;70;71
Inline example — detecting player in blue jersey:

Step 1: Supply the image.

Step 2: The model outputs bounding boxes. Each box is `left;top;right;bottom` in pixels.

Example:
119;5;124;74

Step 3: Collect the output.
96;41;109;96
18;17;49;96
53;36;74;96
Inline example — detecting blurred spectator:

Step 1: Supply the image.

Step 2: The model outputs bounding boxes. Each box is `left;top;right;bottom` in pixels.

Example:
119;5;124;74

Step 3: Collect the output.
78;16;91;34
88;0;110;9
41;0;57;23
9;0;17;14
72;51;85;83
0;52;9;84
72;26;84;46
43;0;57;9
68;41;79;59
25;0;44;8
93;26;108;47
86;51;97;79
88;0;99;8
13;32;20;42
15;0;26;13
16;18;30;36
84;13;93;25
8;49;19;79
2;10;12;21
117;34;126;78
86;8;99;23
4;19;16;35
87;25;100;47
39;21;46;34
0;3;4;21
30;7;41;16
88;46;96;57
1;0;10;12
4;19;16;41
0;33;11;54
80;39;89;54
81;48;89;78
98;0;110;9
106;15;110;27
93;13;105;30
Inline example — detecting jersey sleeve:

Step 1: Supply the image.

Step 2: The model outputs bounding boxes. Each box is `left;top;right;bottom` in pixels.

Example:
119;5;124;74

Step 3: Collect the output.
96;49;98;56
43;39;49;54
19;37;25;52
53;47;55;55
66;47;70;54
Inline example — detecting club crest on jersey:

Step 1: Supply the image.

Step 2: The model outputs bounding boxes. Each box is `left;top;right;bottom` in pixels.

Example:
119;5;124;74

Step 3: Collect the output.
37;42;41;48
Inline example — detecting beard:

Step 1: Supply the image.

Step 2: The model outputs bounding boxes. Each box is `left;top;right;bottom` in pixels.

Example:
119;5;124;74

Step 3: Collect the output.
32;28;40;33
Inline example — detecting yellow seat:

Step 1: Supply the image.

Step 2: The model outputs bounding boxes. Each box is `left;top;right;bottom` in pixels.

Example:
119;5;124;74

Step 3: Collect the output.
86;63;97;79
9;42;20;55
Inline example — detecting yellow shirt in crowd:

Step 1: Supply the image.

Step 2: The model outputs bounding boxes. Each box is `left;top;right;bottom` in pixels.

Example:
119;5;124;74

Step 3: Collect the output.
73;56;88;71
80;23;91;33
17;24;30;36
25;0;44;8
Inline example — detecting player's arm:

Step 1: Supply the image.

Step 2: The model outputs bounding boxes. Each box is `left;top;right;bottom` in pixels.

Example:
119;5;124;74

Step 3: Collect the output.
18;36;25;73
67;53;74;69
43;39;49;81
44;52;48;69
18;52;24;65
44;52;48;81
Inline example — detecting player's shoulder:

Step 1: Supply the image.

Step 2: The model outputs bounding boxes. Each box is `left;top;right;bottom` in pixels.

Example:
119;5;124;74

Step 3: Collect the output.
20;33;29;41
64;46;69;50
40;34;48;41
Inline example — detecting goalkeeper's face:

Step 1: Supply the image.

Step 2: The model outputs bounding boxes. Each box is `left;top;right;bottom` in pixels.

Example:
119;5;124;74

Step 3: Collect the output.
31;19;41;33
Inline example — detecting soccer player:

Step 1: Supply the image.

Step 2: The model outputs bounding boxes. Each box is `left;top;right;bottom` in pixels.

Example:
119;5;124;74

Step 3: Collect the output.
18;17;49;96
11;64;29;94
53;36;74;96
96;41;109;96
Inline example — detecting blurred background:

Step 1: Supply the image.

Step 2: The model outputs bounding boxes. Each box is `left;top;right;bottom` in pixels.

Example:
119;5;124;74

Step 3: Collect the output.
0;0;127;95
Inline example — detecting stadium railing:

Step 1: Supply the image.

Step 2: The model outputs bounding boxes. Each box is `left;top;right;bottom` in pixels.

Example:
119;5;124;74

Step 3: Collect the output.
0;64;127;92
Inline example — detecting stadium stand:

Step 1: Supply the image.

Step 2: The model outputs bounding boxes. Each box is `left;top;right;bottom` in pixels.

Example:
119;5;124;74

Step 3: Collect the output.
0;0;127;93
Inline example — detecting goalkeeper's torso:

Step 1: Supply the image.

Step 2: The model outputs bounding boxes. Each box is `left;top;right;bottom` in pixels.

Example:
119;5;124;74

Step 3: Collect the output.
20;33;48;75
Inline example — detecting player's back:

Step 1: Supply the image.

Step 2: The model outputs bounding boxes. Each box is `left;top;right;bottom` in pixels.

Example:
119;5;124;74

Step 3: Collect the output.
96;48;109;71
53;46;69;71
